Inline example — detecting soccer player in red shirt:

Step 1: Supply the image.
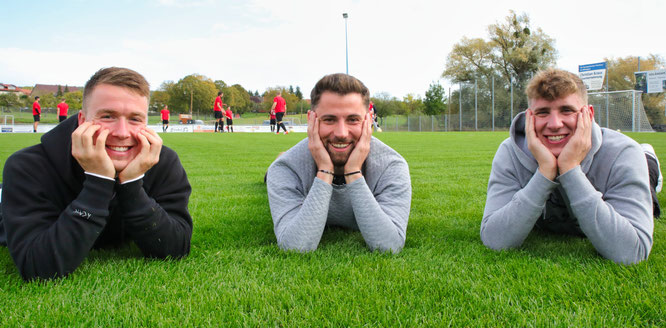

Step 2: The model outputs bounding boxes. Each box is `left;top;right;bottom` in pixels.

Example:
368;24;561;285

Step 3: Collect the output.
57;98;69;123
214;92;225;132
32;96;41;132
271;91;288;134
160;105;170;132
269;108;277;132
225;106;234;132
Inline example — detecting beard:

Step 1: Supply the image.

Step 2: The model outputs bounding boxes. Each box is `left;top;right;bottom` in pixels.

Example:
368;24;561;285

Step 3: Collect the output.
324;139;355;168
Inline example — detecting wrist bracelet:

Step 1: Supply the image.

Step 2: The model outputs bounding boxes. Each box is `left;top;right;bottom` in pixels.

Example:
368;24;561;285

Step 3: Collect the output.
318;169;334;175
344;170;362;176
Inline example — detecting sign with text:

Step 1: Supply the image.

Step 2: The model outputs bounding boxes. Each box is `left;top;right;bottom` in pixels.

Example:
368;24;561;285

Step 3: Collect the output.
634;69;666;94
579;62;607;91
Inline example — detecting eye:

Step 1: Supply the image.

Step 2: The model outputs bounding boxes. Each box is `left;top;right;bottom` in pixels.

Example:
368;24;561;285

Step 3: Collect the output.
534;110;548;117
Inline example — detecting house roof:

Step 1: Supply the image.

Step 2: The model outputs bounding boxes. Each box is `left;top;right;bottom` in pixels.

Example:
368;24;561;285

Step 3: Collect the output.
30;84;82;97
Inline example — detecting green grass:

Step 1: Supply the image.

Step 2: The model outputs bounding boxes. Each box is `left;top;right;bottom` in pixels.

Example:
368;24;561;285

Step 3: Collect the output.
0;131;664;326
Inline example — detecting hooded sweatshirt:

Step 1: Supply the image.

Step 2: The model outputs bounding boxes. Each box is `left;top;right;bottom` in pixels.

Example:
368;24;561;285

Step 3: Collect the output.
1;116;193;280
481;111;653;264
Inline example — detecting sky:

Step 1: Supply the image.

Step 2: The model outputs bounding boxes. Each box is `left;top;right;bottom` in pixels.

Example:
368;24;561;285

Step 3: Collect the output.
1;0;664;99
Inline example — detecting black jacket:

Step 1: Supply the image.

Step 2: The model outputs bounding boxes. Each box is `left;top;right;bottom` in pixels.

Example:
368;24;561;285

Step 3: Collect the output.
0;116;193;280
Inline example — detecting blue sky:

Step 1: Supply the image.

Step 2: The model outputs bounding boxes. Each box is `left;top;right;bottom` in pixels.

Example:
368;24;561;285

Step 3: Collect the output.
1;0;665;98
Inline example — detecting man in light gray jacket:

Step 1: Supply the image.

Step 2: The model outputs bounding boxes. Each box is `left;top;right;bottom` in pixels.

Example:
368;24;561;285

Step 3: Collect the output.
266;73;411;253
481;68;655;264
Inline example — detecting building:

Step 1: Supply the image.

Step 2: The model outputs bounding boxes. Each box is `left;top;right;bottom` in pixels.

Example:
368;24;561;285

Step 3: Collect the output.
0;83;31;96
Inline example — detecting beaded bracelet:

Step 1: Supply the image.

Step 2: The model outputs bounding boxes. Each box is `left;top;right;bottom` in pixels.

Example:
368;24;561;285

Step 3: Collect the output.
318;169;334;175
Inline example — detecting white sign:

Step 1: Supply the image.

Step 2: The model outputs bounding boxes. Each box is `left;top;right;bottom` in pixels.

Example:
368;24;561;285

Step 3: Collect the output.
579;62;607;91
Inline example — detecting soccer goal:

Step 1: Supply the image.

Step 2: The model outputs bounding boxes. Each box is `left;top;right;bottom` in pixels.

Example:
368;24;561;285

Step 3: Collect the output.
588;90;654;132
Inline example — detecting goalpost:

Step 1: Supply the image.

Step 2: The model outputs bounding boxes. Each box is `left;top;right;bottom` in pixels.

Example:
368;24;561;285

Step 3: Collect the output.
588;90;654;132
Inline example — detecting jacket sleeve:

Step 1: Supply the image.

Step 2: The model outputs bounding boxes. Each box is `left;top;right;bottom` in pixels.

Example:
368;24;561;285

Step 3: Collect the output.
266;163;332;252
116;150;192;259
480;143;558;249
558;145;653;264
2;155;115;280
348;161;411;253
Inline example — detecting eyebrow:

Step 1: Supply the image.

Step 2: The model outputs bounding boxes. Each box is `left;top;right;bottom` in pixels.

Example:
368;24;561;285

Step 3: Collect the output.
95;109;147;117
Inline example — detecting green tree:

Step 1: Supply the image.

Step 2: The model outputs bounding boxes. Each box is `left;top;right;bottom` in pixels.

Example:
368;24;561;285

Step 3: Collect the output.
64;85;70;93
56;85;63;97
423;83;446;115
166;74;217;115
150;90;170;113
606;54;666;125
64;91;83;110
0;93;21;109
225;84;252;115
372;92;402;117
295;86;303;100
262;87;298;113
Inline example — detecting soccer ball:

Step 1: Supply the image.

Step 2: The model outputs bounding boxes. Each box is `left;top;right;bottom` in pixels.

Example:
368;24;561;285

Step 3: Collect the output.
377;127;383;132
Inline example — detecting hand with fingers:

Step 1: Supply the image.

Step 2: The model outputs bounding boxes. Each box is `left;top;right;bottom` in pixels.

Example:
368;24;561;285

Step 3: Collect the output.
557;106;593;175
118;127;163;183
71;122;115;179
525;109;558;181
307;110;334;183
344;112;372;184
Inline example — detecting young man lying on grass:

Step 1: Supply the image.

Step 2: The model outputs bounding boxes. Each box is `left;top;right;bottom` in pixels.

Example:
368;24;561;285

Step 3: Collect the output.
0;67;192;280
266;73;411;253
481;68;660;264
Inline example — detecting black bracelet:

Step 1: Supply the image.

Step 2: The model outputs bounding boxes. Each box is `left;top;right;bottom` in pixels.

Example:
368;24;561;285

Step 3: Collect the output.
344;170;362;176
318;169;334;175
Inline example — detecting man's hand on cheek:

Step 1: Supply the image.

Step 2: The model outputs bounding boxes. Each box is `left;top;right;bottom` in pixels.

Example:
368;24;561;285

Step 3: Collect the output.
117;127;163;183
557;106;592;175
71;122;116;179
344;112;372;183
307;110;334;173
525;109;557;181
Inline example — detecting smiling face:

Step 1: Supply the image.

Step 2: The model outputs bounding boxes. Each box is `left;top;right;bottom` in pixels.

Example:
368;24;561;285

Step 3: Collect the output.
530;93;592;157
78;83;148;172
315;91;366;168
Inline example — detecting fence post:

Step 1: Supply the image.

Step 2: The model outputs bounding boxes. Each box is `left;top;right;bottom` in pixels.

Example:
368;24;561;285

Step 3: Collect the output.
408;116;410;132
431;115;434;131
492;75;495;131
474;78;478;131
459;83;462;131
447;87;451;132
632;91;636;132
510;77;514;121
419;116;422;132
395;116;398;132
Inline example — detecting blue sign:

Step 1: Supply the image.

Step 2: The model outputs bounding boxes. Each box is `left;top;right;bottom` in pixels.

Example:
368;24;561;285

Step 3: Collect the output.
579;62;607;72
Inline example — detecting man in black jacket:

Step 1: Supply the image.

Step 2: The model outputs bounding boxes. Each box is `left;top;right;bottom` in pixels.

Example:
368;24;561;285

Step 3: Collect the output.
0;67;193;280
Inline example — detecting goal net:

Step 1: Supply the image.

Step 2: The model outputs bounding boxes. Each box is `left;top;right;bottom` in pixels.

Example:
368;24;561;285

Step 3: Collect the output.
588;90;654;132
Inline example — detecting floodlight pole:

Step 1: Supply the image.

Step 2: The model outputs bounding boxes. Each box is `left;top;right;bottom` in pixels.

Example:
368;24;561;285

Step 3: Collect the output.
343;13;349;74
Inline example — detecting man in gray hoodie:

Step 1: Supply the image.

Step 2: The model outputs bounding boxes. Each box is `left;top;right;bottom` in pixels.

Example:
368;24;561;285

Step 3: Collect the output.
481;68;655;264
266;73;411;253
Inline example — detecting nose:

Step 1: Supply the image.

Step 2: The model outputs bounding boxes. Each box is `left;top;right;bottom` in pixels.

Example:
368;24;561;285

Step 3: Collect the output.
545;113;564;130
110;118;131;139
333;119;349;139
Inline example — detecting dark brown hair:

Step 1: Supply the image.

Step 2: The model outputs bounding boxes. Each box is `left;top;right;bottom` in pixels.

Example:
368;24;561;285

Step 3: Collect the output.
310;73;370;109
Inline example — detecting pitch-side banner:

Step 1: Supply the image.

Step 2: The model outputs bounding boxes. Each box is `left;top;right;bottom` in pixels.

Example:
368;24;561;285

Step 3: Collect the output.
579;62;607;91
634;69;666;94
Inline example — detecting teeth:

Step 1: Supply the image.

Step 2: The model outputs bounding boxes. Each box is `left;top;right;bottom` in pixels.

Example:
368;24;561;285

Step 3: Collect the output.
547;135;565;141
332;143;349;148
109;146;129;152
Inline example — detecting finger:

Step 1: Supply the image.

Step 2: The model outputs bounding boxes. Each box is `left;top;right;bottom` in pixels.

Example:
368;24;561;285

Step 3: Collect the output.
136;130;151;158
72;121;92;150
141;129;162;159
81;124;102;150
95;128;110;152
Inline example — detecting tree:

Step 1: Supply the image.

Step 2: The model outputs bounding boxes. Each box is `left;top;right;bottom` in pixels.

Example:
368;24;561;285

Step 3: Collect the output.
0;93;21;108
372;92;402;117
262;87;298;113
295;86;303;100
64;91;83;110
423;83;446;115
64;85;70;93
56;85;63;97
402;93;425;115
443;11;557;110
166;74;217;115
606;54;666;125
150;90;170;113
225;84;252;115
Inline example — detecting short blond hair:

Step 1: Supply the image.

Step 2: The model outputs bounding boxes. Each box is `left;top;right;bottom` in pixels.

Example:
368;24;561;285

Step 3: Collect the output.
526;68;587;107
82;67;150;112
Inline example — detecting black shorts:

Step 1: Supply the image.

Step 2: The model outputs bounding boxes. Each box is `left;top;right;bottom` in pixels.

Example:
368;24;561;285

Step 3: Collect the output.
226;118;233;125
162;119;169;124
270;118;276;125
33;114;40;122
276;112;284;122
59;116;67;122
214;111;223;119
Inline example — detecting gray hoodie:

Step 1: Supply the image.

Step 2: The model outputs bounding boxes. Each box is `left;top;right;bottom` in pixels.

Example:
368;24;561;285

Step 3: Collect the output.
481;111;653;264
266;137;411;253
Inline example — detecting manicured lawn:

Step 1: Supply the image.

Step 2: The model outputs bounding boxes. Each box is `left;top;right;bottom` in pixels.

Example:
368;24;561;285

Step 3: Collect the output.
0;131;664;326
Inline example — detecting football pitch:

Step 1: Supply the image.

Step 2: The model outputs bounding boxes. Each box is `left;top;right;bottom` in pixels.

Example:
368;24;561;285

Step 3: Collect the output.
0;131;664;326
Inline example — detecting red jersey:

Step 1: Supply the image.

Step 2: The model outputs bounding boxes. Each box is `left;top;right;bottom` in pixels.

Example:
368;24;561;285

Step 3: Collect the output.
32;101;41;115
57;102;69;116
160;108;170;120
273;96;286;113
269;109;276;119
225;109;233;119
214;96;223;112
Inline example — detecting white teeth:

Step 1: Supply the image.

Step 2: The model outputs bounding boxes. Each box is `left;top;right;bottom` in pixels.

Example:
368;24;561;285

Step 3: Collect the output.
547;135;565;141
109;146;129;152
332;143;349;148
